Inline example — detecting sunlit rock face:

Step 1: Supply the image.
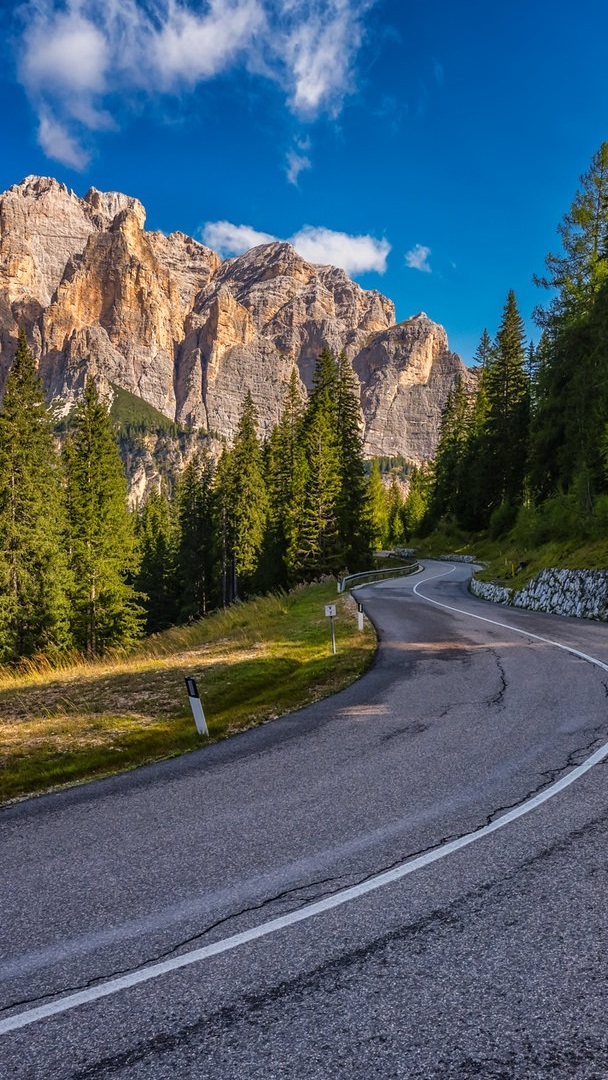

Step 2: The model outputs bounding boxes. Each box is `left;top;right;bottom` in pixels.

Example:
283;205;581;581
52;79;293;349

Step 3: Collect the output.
0;177;472;464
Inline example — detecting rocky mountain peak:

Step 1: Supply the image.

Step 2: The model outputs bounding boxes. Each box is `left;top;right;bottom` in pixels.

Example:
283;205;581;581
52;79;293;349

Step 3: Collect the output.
0;175;474;481
84;187;146;229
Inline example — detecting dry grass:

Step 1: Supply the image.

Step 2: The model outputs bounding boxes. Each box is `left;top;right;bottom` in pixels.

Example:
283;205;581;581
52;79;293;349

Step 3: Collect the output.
0;583;376;804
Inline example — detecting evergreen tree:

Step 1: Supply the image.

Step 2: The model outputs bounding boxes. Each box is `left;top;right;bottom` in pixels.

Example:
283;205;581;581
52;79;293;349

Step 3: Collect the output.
296;349;342;577
136;489;180;633
216;394;268;601
472;328;494;369
454;365;493;530
335;351;373;570
530;145;608;500
368;459;388;549
534;142;608;328
63;379;143;654
402;466;430;538
428;376;471;523
263;369;306;587
215;445;236;607
483;290;529;514
0;328;71;661
385;477;405;546
175;453;217;620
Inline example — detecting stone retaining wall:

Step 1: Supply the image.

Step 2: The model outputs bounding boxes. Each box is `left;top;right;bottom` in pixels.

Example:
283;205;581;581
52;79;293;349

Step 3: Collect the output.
470;567;608;621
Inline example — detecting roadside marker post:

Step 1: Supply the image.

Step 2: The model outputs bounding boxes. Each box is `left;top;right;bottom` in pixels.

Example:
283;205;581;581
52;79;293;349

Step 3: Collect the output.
324;604;337;655
185;677;209;737
357;601;365;631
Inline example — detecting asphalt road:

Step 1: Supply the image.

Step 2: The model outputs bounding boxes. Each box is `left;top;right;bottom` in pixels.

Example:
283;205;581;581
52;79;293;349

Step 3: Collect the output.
2;560;608;1078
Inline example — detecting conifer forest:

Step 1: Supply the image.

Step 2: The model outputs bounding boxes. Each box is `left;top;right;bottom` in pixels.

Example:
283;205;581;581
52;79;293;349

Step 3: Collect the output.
1;142;608;663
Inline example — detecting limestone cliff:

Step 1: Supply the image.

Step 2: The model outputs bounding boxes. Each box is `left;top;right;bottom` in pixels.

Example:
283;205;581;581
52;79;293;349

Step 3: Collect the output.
0;176;473;466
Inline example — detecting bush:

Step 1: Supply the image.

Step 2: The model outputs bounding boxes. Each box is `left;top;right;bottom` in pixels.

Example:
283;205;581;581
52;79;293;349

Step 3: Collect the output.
489;502;517;539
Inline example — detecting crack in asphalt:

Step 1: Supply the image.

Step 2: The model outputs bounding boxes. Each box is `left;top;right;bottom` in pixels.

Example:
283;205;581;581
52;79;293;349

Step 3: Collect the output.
487;649;508;707
482;727;607;828
62;808;608;1079
0;874;347;1017
3;719;608;1025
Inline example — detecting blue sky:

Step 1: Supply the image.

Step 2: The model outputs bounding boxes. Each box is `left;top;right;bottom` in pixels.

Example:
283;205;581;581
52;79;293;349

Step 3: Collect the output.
1;0;607;363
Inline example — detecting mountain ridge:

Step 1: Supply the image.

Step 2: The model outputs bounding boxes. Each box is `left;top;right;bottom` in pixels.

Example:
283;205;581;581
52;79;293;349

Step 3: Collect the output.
0;175;475;469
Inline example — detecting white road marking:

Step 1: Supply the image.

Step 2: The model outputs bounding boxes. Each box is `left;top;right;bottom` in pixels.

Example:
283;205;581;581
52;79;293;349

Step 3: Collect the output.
412;565;608;674
2;565;608;1036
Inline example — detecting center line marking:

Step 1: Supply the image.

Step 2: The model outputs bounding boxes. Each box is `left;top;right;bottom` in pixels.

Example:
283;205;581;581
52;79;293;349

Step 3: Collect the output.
2;565;607;1036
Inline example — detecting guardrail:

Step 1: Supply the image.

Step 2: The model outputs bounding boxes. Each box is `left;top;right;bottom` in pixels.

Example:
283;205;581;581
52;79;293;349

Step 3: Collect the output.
337;562;421;593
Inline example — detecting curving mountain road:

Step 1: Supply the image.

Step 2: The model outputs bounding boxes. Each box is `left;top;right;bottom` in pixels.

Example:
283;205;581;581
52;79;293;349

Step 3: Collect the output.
2;561;608;1078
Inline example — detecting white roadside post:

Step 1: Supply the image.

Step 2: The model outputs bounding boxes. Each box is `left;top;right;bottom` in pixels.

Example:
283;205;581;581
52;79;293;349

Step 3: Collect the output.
185;677;209;737
325;603;337;655
357;601;365;631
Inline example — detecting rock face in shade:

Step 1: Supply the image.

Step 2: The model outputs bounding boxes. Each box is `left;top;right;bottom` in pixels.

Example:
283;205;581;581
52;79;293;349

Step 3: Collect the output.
0;176;473;463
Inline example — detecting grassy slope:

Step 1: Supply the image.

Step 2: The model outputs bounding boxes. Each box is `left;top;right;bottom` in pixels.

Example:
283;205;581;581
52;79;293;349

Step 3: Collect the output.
416;527;608;588
0;583;376;806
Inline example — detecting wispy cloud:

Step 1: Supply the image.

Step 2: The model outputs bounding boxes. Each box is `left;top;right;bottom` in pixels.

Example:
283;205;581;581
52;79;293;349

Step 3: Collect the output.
287;146;311;186
405;244;432;273
16;0;377;169
201;220;391;277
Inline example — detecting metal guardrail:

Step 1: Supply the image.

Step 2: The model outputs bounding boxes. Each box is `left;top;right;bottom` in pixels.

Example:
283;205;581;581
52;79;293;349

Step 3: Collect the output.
337;562;421;593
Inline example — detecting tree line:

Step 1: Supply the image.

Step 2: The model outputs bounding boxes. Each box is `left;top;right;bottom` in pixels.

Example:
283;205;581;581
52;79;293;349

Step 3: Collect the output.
0;341;377;661
425;141;608;544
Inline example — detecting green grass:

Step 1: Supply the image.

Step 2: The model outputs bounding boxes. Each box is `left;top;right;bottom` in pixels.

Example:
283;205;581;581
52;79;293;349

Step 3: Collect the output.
0;583;376;805
109;383;185;436
415;526;608;588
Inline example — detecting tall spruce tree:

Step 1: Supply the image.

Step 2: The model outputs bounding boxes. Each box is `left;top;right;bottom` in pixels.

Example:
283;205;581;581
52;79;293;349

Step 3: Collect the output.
136;489;180;633
335;352;373;570
297;349;342;577
534;141;608;328
0;328;71;661
263;369;307;587
216;394;267;601
483;290;530;514
531;144;608;500
368;459;388;549
63;379;143;654
175;452;217;619
428;376;471;523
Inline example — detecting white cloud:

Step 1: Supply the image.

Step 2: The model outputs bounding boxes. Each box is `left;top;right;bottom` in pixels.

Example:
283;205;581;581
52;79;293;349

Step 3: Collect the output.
37;112;91;170
405;244;432;273
201;219;390;276
16;0;376;169
291;226;389;275
201;221;277;254
280;0;373;118
150;0;265;89
286;149;311;186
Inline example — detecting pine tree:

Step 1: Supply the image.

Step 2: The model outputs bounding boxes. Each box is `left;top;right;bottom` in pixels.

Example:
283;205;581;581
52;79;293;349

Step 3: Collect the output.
483;290;530;513
136;489;180;633
385;477;405;546
297;349;342;577
530;144;608;501
0;328;71;661
534;142;608;328
428;376;471;523
472;328;494;369
175;453;217;620
216;394;268;601
263;369;307;587
63;379;143;654
335;352;373;571
402;466;430;539
368;459;388;549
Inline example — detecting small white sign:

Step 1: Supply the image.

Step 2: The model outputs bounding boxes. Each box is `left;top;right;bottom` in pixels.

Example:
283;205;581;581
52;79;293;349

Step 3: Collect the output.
325;604;336;617
185;676;209;736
